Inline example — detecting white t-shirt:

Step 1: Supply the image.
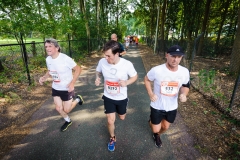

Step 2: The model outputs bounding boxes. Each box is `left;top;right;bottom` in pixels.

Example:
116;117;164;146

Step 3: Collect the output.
96;58;137;100
147;64;189;111
46;53;77;91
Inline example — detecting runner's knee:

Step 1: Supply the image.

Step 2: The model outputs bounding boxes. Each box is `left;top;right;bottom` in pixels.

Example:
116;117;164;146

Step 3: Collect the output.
107;118;115;125
119;114;126;120
63;108;70;113
161;124;170;131
55;105;62;112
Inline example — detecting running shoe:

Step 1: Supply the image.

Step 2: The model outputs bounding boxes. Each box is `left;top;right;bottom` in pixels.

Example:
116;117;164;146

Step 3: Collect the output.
76;95;84;105
108;136;116;152
153;133;162;148
61;121;72;132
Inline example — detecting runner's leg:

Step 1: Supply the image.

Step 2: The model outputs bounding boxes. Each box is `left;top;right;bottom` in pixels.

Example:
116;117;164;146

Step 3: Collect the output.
106;113;116;137
158;119;171;134
54;96;68;118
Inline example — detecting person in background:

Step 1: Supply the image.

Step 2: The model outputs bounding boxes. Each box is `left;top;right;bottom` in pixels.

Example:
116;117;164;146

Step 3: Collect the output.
111;33;126;57
135;36;139;46
39;38;84;132
144;45;190;148
124;35;130;51
95;40;138;151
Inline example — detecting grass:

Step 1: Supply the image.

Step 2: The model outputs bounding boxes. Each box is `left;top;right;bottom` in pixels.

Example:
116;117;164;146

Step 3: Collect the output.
0;38;43;45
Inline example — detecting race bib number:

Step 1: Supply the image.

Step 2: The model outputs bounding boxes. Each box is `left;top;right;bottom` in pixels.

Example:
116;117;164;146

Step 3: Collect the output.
106;81;120;94
49;71;60;82
161;81;179;96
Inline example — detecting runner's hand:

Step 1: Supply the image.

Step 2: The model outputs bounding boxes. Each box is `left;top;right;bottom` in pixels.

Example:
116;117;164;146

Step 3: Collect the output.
39;76;47;85
179;94;187;102
67;83;74;92
119;80;127;87
150;93;158;102
95;77;101;86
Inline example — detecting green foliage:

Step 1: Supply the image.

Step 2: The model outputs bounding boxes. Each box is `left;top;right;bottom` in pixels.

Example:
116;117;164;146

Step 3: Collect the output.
194;144;208;153
0;71;7;84
198;68;229;107
198;69;216;92
29;56;46;69
0;91;4;98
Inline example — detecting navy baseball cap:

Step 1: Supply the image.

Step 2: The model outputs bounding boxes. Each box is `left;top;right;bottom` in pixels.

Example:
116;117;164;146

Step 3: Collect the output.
167;45;184;56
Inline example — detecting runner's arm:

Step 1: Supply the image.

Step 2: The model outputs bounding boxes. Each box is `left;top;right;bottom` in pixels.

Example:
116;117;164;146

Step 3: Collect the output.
120;74;138;87
95;71;102;86
39;71;51;85
120;50;126;56
179;86;189;102
144;75;158;102
67;64;81;91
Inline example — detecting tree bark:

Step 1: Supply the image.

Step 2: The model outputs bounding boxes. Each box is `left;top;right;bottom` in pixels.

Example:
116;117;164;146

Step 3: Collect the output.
197;0;212;56
0;61;4;72
159;0;167;53
79;0;91;53
229;8;240;74
214;0;231;56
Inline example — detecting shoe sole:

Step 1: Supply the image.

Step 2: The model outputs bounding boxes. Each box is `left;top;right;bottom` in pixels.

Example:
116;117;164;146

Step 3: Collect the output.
61;122;72;132
77;95;84;105
108;143;115;152
108;147;115;152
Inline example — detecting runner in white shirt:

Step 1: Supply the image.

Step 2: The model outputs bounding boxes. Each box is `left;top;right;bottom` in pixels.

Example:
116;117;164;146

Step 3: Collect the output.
39;38;84;132
95;40;138;152
144;45;190;148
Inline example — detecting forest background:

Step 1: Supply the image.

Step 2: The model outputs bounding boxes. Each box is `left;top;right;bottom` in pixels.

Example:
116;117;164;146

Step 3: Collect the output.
0;0;239;159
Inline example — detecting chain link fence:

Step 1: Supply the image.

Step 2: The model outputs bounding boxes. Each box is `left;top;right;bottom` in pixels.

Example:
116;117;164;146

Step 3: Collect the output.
142;36;240;121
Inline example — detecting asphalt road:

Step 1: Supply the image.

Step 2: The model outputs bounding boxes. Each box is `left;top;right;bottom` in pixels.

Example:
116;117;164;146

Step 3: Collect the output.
3;45;176;160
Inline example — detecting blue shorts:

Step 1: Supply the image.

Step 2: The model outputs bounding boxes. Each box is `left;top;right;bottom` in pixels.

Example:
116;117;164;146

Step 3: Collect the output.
52;88;75;101
102;95;128;115
150;107;177;124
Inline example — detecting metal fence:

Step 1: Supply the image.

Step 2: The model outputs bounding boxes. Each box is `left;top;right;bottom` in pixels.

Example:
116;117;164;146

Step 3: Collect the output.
143;36;240;121
0;38;107;86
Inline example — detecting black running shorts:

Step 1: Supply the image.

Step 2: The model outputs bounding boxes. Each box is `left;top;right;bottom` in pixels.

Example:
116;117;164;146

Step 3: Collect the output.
102;95;128;115
52;88;75;101
150;107;177;124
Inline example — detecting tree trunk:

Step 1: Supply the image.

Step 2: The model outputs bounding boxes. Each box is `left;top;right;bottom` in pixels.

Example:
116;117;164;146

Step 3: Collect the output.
214;0;231;56
229;8;240;74
68;0;76;39
159;0;167;53
96;0;100;38
79;0;91;53
197;0;212;56
0;61;4;72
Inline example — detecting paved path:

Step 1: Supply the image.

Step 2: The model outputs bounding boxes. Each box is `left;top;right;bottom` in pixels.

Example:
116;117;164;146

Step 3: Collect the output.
4;45;177;160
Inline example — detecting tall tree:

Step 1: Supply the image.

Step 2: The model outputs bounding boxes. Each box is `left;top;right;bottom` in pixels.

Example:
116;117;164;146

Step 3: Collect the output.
159;0;167;52
214;0;231;55
229;7;240;74
197;0;212;56
43;0;57;38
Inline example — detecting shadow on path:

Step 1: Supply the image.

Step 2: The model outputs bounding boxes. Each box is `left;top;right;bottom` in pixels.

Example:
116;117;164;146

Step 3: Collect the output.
3;44;207;160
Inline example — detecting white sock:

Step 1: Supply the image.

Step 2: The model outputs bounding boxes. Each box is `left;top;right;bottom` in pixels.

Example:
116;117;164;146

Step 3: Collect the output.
75;98;80;102
64;116;71;122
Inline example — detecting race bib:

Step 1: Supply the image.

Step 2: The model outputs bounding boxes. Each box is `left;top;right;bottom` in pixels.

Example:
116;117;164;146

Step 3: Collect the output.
49;71;60;82
106;80;120;94
160;81;179;96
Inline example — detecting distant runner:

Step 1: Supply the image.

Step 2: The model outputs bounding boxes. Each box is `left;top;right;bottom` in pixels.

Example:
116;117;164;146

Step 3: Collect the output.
111;33;126;57
124;36;130;50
